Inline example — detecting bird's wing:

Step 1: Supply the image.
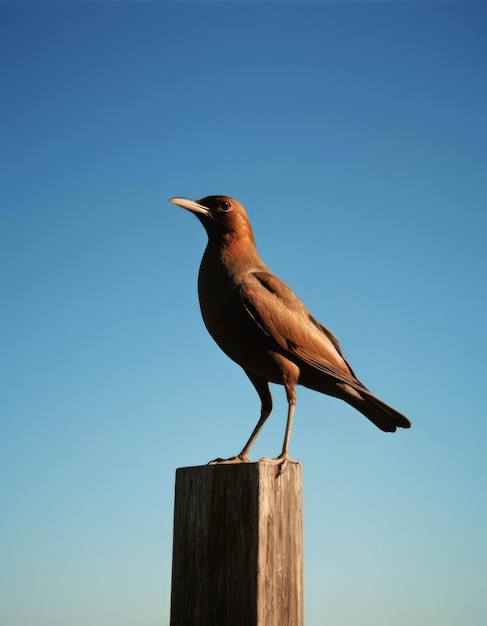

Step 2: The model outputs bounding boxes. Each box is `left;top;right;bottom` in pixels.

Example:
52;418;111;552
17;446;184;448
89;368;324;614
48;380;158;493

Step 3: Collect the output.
240;270;364;389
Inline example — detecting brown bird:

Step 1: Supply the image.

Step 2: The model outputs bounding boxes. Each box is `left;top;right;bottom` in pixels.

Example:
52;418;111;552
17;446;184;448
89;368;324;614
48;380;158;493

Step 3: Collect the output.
170;195;410;467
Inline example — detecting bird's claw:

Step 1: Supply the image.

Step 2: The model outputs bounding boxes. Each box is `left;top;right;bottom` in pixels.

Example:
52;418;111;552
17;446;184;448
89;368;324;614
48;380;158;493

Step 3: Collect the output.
208;454;252;465
259;455;299;476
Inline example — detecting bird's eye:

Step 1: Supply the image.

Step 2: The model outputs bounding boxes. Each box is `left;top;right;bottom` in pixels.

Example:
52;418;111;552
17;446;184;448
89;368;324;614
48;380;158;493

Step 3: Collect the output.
219;200;231;212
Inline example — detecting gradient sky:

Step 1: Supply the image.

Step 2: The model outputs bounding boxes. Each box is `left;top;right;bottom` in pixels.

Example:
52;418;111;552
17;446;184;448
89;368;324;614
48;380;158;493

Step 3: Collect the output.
1;1;486;625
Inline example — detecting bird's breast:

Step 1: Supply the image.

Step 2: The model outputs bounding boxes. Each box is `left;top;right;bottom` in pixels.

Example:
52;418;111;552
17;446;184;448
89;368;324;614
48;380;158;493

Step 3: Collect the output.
197;256;252;347
196;249;284;382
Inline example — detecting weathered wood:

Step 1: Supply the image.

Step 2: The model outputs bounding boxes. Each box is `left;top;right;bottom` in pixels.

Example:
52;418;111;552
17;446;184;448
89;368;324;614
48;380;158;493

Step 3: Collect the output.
170;462;303;626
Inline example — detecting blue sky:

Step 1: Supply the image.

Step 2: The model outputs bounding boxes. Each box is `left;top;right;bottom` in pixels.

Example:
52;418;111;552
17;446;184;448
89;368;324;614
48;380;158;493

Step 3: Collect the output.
1;1;486;625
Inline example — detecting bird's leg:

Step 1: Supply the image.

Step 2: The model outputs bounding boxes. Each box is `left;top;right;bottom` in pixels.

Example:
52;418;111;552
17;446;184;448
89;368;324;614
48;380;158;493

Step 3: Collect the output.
260;379;299;474
208;374;272;465
280;399;296;460
237;409;270;461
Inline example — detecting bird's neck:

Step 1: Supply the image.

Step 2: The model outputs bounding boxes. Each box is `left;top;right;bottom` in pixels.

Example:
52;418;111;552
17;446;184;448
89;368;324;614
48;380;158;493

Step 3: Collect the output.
206;229;263;273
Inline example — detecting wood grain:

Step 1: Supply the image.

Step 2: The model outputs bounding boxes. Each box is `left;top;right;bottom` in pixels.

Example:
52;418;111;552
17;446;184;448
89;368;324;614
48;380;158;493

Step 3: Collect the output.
170;462;303;626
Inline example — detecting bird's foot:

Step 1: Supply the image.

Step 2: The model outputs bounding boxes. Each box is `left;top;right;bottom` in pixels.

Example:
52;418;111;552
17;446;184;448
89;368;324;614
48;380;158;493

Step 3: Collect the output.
208;453;252;465
259;454;300;476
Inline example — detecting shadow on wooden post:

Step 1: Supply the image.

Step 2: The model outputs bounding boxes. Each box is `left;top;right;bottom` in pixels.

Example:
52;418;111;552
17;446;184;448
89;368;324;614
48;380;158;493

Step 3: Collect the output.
170;462;303;626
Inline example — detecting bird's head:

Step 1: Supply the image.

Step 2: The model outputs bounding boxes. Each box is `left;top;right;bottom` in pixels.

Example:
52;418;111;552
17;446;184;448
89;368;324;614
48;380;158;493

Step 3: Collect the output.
169;195;255;244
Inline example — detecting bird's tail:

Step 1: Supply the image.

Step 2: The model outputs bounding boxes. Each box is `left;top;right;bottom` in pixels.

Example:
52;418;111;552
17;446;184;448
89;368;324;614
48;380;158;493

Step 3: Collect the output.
299;364;410;432
344;387;411;432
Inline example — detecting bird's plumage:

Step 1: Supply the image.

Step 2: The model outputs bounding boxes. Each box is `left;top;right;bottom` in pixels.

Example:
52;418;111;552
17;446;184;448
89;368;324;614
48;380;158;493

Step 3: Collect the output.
170;195;410;463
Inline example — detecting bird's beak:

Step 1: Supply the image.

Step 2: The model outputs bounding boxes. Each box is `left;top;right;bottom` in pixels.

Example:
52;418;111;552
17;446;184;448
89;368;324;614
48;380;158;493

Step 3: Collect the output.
169;197;210;216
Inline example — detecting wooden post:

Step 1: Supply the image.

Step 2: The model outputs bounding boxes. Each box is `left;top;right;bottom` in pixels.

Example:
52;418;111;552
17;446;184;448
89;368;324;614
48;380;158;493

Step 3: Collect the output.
170;462;303;626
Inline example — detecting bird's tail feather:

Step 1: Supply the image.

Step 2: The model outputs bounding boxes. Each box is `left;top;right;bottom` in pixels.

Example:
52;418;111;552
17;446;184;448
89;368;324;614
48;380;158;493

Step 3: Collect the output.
346;389;411;432
299;366;410;432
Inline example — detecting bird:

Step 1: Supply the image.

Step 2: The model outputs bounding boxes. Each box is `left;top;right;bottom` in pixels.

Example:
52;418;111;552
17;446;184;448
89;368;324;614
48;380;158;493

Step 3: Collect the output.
170;195;410;468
